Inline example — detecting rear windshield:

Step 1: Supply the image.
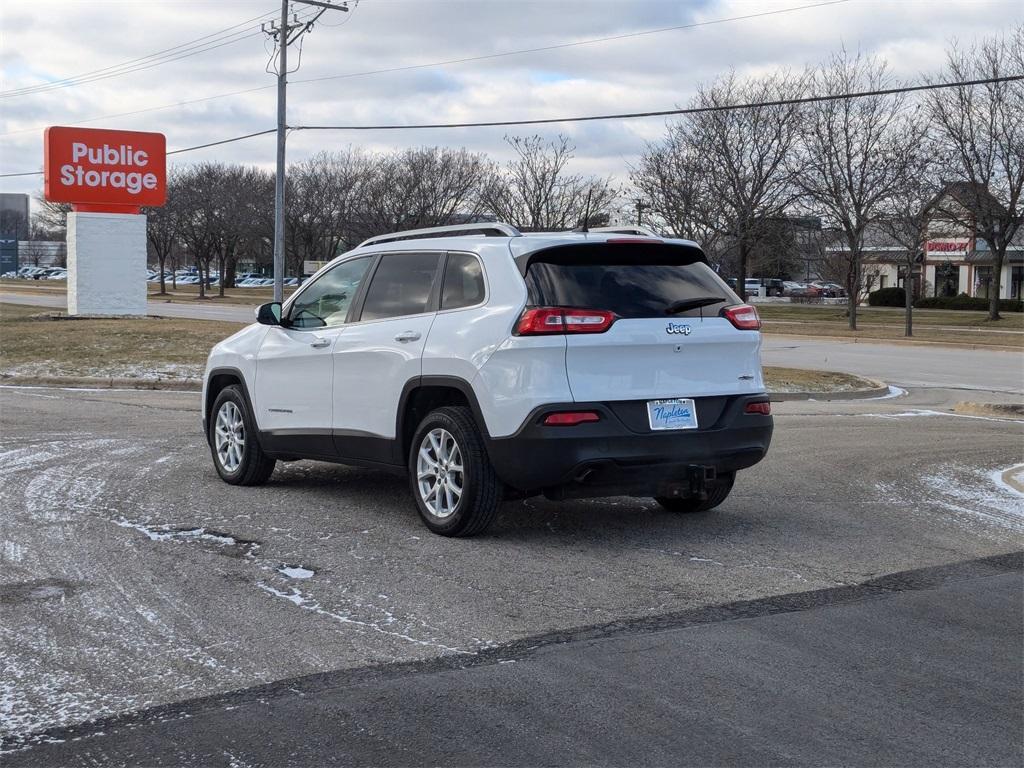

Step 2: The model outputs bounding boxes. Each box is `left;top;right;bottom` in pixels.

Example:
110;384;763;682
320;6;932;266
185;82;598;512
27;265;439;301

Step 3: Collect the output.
524;245;738;319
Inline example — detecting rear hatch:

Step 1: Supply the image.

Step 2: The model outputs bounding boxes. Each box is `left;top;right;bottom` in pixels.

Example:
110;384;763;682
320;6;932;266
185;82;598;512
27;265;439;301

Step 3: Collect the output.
519;240;765;406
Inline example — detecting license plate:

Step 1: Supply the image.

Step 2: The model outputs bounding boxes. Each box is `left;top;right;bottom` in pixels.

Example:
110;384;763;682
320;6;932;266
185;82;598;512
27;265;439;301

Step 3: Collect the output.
647;398;698;431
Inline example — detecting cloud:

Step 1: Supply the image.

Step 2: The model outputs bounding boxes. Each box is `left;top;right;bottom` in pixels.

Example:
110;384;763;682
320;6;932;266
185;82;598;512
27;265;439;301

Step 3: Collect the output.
1;0;1019;210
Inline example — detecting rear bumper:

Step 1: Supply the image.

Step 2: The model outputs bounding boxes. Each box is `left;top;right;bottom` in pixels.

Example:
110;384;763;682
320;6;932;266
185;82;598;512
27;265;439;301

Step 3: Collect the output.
485;395;772;497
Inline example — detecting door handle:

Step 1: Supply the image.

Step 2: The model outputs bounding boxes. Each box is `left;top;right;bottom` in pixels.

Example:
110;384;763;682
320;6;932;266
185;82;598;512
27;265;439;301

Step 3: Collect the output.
309;337;331;348
394;331;421;343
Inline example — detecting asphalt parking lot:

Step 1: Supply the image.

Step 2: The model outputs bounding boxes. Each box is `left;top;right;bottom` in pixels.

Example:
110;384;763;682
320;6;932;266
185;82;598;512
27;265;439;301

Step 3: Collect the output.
1;380;1022;764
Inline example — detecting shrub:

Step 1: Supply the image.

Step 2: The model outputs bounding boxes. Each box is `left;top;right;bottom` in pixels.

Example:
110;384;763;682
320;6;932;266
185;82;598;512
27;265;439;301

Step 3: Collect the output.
914;293;1023;312
868;287;906;307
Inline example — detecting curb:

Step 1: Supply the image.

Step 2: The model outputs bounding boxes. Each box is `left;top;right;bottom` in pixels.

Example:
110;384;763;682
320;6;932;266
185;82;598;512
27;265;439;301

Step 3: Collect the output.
1;374;894;401
953;402;1024;420
0;375;203;391
770;379;891;402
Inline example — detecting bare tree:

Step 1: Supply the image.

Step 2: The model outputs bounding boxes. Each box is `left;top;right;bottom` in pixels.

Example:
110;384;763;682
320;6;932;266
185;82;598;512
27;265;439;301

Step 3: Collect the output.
287;149;372;274
481;135;619;230
144;168;180;295
876;148;943;336
355;146;493;242
662;73;806;300
173;164;220;299
796;51;921;329
924;27;1024;321
633;131;720;249
32;198;72;237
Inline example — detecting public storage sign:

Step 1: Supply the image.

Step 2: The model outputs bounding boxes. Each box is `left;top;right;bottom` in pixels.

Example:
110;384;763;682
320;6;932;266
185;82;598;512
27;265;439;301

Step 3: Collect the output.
44;126;166;210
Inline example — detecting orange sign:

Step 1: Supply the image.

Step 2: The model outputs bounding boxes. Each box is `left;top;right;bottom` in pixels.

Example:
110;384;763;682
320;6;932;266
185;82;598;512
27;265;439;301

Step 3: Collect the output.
44;126;166;212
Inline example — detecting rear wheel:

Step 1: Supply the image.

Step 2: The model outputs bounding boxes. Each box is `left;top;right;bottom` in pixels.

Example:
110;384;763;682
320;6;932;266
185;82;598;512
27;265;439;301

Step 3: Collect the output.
209;385;276;486
655;472;734;513
409;406;502;537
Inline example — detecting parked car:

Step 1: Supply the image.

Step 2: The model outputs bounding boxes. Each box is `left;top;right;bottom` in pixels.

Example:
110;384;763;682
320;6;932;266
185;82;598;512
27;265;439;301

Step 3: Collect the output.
810;281;845;298
202;223;773;537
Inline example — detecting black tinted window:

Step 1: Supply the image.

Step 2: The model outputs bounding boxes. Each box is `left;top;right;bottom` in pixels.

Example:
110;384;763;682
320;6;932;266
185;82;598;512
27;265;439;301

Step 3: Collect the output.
288;256;372;329
525;251;736;319
441;253;485;310
360;252;441;321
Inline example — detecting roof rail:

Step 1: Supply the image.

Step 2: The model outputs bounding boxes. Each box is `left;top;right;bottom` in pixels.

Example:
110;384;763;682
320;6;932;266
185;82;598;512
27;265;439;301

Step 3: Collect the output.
359;222;521;248
589;225;663;238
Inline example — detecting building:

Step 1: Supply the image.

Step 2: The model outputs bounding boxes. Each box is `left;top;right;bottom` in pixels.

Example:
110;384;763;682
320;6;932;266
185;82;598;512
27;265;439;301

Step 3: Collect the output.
18;240;66;268
854;183;1022;300
0;192;30;239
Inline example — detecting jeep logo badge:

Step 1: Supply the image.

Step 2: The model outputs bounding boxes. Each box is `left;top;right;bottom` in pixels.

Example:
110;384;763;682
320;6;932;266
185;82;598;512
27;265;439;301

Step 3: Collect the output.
666;323;692;336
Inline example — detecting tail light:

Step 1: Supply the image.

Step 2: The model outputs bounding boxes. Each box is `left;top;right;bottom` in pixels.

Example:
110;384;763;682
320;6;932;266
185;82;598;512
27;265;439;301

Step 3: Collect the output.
543;411;601;426
721;304;761;330
516;307;616;335
745;401;771;415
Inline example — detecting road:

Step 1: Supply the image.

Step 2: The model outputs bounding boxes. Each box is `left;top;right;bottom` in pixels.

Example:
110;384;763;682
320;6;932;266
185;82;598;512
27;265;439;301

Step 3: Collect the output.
7;557;1020;767
1;381;1021;763
5;290;1022;393
763;336;1023;394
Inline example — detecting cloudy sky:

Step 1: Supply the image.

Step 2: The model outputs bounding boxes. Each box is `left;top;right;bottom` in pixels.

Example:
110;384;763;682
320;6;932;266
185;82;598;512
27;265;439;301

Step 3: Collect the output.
1;0;1019;209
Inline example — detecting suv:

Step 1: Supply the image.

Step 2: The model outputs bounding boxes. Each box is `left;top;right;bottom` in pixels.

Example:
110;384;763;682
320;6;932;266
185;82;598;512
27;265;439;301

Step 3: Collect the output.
202;223;773;536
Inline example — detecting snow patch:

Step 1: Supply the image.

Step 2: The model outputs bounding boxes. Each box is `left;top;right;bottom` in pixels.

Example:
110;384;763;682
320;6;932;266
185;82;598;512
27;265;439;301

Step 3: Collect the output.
867;408;1023;423
880;462;1024;537
256;582;471;655
278;566;315;579
991;464;1024;499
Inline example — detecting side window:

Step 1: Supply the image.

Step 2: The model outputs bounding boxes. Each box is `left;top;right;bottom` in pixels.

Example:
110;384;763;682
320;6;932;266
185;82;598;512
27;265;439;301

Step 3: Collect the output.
441;253;485;310
287;256;373;329
359;252;441;321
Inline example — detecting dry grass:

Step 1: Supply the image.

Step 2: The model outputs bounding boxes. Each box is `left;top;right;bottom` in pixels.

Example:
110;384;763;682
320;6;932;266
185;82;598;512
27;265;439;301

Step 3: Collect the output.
758;304;1023;348
762;366;876;394
0;302;242;379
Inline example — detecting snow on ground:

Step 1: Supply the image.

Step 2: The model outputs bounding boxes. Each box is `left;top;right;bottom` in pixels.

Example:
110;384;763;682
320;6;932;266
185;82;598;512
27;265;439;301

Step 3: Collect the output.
0;361;202;380
878;462;1024;539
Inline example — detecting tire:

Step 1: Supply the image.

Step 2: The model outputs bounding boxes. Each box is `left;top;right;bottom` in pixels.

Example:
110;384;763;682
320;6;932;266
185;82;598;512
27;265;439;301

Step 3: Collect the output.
408;406;502;537
655;472;735;514
209;385;276;486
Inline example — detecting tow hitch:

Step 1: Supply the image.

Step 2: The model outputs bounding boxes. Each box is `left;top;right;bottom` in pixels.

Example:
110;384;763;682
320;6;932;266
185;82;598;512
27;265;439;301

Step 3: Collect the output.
660;465;716;500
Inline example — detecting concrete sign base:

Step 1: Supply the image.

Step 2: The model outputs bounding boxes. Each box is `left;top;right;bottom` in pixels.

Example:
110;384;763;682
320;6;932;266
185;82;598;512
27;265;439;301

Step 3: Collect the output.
67;212;147;316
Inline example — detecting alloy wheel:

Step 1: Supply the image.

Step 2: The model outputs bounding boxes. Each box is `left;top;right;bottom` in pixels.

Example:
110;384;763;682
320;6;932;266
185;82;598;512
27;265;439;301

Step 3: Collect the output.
417;428;464;518
214;401;245;472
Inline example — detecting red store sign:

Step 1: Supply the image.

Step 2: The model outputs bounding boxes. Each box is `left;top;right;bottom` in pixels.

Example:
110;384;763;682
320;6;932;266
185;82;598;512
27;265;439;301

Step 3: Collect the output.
926;240;970;253
44;126;167;213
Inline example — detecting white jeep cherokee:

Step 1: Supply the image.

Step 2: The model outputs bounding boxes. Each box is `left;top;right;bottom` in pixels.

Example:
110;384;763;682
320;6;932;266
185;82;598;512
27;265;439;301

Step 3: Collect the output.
203;223;773;537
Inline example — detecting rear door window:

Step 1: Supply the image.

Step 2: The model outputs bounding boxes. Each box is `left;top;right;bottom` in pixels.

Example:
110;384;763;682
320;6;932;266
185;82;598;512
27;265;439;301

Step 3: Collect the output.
525;247;738;319
441;252;485;310
359;252;443;321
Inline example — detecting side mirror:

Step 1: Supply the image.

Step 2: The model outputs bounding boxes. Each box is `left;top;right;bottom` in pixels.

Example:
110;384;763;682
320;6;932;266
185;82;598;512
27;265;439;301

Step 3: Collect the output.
256;302;283;326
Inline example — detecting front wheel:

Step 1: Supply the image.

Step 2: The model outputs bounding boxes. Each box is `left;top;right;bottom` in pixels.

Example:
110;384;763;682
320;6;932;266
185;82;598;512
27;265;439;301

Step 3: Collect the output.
655;472;735;513
209;385;276;485
409;406;502;537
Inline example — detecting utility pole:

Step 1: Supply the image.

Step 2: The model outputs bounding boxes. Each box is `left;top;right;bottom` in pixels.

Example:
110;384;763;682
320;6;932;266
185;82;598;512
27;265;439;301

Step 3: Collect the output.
635;198;648;228
264;0;349;303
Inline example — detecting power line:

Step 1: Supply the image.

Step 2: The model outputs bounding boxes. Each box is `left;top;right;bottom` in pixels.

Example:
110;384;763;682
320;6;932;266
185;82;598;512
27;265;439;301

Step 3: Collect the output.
292;74;1024;131
2;73;1018;179
292;0;852;87
165;129;278;155
0;7;320;99
0;0;851;136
